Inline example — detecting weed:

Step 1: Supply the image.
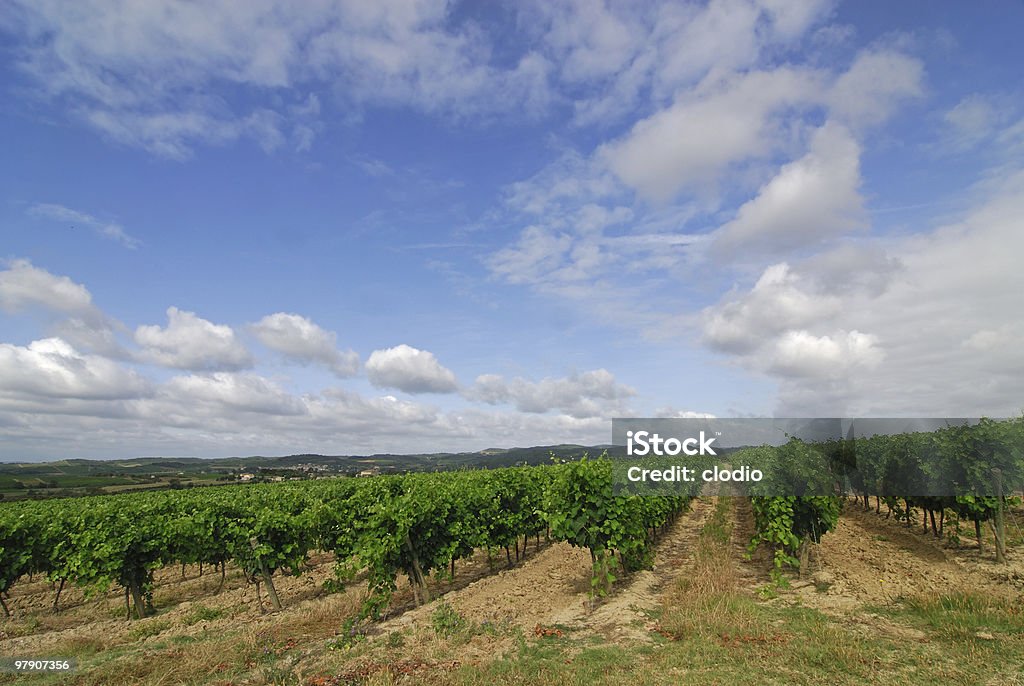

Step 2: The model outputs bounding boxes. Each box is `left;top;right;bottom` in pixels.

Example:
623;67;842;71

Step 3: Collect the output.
328;617;367;650
431;601;468;638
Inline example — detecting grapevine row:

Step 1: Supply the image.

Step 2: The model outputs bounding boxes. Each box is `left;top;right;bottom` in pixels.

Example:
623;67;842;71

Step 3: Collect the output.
0;456;692;620
741;416;1023;576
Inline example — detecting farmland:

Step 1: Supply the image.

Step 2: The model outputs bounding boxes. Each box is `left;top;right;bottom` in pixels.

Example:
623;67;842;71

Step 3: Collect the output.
1;421;1022;685
0;445;628;502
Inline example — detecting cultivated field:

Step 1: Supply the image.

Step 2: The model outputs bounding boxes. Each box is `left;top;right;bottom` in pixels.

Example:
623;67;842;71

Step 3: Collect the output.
2;494;1022;686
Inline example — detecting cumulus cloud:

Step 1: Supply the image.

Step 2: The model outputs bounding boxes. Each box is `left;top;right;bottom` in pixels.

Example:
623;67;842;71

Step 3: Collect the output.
0;260;636;458
148;373;307;420
135;307;252;371
600;66;822;202
768;329;882;378
0;259;98;317
711;121;865;256
0;259;125;356
600;44;921;205
703;169;1024;416
486;44;927;376
653;408;717;419
703;263;842;354
0;338;149;401
29;203;140;248
797;243;903;298
250;312;359;376
466;368;635;419
365;344;458;394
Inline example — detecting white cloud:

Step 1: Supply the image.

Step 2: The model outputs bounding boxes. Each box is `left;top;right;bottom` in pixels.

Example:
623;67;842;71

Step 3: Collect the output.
0;338;149;401
83;107;288;161
0;352;622;457
49;317;128;359
711;121;865;256
600;66;822;202
0;259;97;317
486;40;926;354
768;329;882;378
963;327;1016;352
797;243;903;298
531;0;647;85
29;203;140;248
529;0;834;126
487;226;573;286
306;2;553;119
466;369;635;419
944;95;1001;149
503;150;620;217
365;344;458;394
3;0;552;158
0;386;615;460
827;47;924;129
0;259;125;356
648;0;832;100
653;408;717;419
937;94;1023;156
703;263;841;353
250;312;359;376
703;168;1024;416
152;373;307;418
135;307;252;371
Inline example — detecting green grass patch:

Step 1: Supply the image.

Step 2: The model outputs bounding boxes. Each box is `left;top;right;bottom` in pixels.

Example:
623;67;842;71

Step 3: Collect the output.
883;591;1024;639
182;603;224;625
427;598;1024;686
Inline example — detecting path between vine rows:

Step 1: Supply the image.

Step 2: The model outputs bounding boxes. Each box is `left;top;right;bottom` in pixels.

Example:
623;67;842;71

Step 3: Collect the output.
376;496;717;647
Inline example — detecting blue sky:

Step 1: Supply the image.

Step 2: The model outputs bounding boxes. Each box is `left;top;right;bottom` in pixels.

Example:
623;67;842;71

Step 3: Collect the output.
1;0;1022;460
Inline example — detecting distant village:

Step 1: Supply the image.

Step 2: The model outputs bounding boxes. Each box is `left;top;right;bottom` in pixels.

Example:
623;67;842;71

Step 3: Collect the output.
235;463;382;483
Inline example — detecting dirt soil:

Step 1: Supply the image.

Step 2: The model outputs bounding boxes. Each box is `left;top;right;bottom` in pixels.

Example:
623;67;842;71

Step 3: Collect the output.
782;501;1023;619
372;498;716;646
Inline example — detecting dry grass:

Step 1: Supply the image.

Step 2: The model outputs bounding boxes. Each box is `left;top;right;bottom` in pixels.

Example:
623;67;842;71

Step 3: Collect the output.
658;497;769;641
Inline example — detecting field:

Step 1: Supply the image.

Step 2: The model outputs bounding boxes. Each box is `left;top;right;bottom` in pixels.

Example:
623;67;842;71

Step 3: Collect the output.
0;445;622;501
1;493;1022;686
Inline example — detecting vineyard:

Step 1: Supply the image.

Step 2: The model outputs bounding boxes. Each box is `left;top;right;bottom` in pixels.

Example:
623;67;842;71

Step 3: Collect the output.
0;419;1022;684
0;458;697;624
744;416;1024;576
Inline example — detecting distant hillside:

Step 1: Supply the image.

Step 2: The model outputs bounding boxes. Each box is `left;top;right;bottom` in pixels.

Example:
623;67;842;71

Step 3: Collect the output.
0;444;629;501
